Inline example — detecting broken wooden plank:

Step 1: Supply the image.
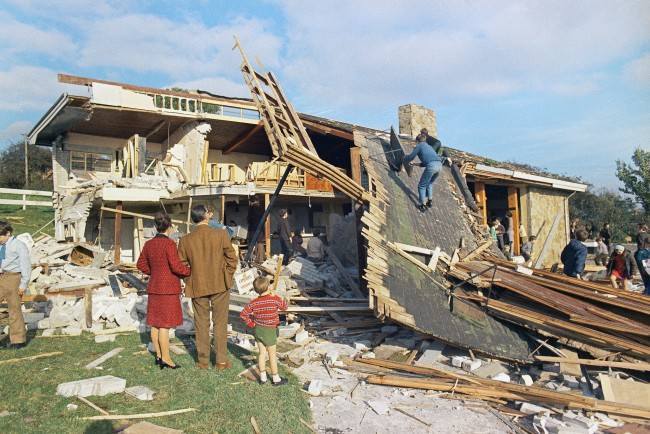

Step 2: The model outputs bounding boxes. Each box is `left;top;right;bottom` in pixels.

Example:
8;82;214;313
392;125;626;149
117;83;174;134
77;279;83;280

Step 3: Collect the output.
82;408;197;420
599;373;650;408
535;356;650;372
460;240;493;262
0;351;63;365
77;396;109;415
85;347;124;370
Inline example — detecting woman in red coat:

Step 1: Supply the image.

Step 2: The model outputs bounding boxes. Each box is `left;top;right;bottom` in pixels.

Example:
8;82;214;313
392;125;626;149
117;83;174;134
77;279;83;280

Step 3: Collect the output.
137;212;190;369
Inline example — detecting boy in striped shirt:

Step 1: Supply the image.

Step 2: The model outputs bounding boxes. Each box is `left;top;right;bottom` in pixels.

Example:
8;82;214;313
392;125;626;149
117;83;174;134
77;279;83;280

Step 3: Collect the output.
240;276;289;385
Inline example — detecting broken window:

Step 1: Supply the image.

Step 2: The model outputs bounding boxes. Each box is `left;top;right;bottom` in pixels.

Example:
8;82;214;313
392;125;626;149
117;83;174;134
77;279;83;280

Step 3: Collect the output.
164;96;171;109
70;151;113;174
188;100;196;112
154;95;164;108
180;99;187;111
172;97;180;110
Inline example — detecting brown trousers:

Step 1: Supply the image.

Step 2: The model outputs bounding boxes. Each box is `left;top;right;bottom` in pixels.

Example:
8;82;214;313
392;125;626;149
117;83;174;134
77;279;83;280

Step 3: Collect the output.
192;291;229;367
0;273;26;344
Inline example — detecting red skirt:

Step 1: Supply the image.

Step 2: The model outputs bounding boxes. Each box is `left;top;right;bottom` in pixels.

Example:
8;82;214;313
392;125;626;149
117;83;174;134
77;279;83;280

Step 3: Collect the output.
147;293;183;328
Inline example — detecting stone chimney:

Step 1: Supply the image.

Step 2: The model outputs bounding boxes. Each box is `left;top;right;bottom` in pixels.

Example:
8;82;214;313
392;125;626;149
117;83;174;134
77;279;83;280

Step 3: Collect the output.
398;104;437;139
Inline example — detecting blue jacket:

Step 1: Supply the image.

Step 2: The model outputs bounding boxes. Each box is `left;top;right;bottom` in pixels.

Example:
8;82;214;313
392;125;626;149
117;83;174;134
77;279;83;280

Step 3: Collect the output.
560;239;587;277
635;248;650;279
404;141;441;166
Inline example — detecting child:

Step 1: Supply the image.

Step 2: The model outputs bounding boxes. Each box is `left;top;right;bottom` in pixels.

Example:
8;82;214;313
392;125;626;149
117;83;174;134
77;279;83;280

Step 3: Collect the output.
240;276;289;386
521;235;536;265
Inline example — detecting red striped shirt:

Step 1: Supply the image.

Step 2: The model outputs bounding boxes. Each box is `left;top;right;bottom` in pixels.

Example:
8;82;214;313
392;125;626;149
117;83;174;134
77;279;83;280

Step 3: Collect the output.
240;294;288;328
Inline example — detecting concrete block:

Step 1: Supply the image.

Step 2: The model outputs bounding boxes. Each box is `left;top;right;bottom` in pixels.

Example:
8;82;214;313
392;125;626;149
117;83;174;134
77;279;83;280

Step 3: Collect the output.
294;330;309;344
360;352;376;359
461;359;482;372
66;403;78;411
37;318;51;329
62;326;82;336
562;374;580;389
278;322;301;339
125;385;155;401
451;356;468;368
521;374;534;386
307;379;323;396
41;329;56;337
354;340;372;351
519;402;551;415
95;334;116;343
56;375;126;397
491;373;511;383
23;312;45;324
415;342;447;367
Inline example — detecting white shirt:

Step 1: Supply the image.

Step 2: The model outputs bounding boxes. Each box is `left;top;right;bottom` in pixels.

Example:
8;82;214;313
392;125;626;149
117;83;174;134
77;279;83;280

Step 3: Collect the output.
0;236;31;289
306;236;325;260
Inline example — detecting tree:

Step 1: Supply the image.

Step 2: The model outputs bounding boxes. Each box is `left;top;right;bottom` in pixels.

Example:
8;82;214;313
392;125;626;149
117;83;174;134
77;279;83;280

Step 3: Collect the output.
0;141;53;190
616;147;650;215
569;188;645;243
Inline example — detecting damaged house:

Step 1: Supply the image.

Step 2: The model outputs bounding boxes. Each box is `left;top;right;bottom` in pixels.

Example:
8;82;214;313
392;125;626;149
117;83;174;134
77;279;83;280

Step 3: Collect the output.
26;54;598;361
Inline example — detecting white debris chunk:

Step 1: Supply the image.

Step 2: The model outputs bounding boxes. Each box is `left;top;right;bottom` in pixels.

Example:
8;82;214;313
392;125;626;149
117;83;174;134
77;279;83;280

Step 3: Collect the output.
307;380;323;396
56;375;126;397
125;385;155;401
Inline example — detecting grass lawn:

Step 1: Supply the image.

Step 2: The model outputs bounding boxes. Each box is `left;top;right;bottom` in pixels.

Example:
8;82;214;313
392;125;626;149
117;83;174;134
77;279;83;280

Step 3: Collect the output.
0;193;55;236
0;332;312;434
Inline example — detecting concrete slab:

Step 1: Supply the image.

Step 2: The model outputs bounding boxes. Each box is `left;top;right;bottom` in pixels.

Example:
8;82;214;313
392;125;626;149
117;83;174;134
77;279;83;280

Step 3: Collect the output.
56;375;126;397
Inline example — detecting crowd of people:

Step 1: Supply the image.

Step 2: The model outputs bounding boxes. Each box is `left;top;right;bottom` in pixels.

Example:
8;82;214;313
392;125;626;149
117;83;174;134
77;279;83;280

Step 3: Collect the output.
560;221;650;295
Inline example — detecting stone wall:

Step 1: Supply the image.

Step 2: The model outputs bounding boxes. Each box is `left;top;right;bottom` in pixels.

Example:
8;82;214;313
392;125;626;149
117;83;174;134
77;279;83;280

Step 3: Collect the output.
526;187;571;268
398;104;437;138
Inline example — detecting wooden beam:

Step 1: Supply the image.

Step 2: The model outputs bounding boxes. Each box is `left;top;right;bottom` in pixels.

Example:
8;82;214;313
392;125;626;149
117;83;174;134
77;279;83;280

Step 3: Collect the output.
82;408;197;421
350;146;361;185
534;356;650;372
223;123;263;154
264;193;271;258
84;287;93;329
113;201;123;265
474;182;487;225
461;240;493;262
100;206;186;225
507;186;521;255
301;119;354;141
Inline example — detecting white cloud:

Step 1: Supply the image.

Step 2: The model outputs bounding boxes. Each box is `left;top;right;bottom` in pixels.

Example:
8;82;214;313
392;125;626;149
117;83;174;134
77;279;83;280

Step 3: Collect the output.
78;14;282;80
0;66;65;111
168;76;249;98
623;52;650;88
279;0;650;107
0;120;32;144
0;12;77;60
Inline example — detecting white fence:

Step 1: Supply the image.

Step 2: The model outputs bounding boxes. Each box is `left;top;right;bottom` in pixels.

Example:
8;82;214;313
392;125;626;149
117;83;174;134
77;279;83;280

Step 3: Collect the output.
0;188;53;210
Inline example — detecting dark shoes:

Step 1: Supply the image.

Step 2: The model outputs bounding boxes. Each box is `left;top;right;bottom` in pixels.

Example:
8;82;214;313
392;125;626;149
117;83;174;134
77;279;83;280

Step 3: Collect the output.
426;200;433;208
272;377;288;386
7;342;27;350
417;204;427;212
160;360;180;370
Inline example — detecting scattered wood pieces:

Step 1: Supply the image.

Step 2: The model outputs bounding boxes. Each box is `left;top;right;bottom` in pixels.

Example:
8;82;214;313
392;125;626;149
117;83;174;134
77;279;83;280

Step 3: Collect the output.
82;407;196;420
85;347;124;370
76;396;109;416
0;351;63;365
394;407;431;427
535;356;650;372
250;416;262;434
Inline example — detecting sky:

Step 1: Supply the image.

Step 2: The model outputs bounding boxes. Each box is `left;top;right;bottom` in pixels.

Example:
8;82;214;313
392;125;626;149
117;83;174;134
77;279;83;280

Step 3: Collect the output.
1;0;648;190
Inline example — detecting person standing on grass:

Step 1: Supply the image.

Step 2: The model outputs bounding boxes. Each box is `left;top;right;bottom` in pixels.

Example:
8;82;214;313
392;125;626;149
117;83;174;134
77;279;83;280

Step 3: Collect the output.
240;276;288;386
137;212;190;369
402;133;443;212
278;209;293;265
561;229;588;279
179;205;238;370
607;244;636;290
0;221;30;349
634;234;650;296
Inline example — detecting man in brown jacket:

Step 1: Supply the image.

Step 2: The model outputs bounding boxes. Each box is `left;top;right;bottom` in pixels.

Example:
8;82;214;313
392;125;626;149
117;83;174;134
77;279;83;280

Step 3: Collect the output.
179;205;238;369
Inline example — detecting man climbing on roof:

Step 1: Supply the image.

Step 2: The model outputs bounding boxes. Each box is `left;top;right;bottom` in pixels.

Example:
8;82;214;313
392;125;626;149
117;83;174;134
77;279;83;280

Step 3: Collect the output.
403;133;443;212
